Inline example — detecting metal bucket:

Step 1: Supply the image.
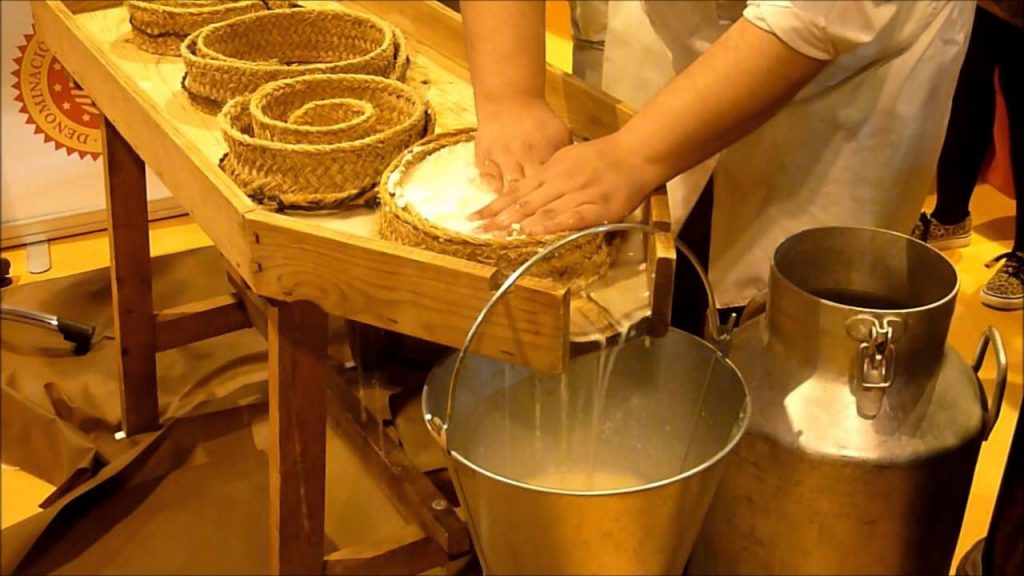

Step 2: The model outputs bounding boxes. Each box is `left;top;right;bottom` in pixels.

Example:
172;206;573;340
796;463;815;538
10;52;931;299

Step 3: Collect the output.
423;223;751;575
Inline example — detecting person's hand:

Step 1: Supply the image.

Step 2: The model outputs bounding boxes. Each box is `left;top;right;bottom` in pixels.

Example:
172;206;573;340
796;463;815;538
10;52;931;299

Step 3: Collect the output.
472;134;656;236
474;98;572;194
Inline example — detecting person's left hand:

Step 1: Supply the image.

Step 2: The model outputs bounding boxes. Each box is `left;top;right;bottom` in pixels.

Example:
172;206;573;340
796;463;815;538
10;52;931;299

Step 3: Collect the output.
471;135;656;236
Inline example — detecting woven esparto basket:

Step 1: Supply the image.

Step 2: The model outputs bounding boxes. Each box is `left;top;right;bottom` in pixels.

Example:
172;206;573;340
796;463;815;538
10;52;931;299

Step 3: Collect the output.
379;130;616;289
182;8;409;112
219;73;432;211
125;1;292;57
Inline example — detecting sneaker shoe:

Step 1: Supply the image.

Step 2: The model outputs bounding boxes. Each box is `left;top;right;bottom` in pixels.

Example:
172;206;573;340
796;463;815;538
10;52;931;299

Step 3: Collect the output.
910;212;972;250
981;251;1024;311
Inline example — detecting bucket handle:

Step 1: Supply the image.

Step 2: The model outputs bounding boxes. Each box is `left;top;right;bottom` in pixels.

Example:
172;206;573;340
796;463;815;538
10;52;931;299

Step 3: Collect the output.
428;221;733;452
973;326;1007;441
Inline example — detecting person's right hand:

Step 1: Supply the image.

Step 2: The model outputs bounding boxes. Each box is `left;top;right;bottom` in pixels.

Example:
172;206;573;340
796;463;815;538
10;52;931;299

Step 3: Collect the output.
474;98;572;194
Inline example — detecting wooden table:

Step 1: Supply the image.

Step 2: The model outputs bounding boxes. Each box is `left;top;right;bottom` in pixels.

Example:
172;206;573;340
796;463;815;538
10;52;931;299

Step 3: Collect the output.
31;1;675;573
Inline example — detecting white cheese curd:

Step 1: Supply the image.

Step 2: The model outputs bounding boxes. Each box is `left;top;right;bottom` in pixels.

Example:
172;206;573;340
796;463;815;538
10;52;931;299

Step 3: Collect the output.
394;141;498;236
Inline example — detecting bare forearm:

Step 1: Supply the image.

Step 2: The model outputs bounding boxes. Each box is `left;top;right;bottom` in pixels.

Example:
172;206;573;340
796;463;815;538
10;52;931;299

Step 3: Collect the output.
617;18;828;191
461;0;547;117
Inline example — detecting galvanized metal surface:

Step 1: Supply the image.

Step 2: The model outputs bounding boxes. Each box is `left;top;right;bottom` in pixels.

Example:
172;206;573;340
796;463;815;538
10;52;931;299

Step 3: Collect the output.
423;223;749;575
425;332;749;575
689;227;1008;575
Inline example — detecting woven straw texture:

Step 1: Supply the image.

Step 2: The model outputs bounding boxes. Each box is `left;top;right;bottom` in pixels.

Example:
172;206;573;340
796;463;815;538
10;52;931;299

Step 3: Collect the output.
219;74;432;211
379;130;615;289
125;1;292;56
182;8;409;111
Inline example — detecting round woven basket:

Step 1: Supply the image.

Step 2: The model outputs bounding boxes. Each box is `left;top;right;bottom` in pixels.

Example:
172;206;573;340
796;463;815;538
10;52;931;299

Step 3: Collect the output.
182;8;409;112
379;130;615;288
219;74;432;211
125;1;292;57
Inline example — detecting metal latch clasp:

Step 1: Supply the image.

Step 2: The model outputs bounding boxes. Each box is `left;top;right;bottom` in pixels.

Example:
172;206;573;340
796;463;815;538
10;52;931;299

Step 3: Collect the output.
846;315;905;418
859;322;896;389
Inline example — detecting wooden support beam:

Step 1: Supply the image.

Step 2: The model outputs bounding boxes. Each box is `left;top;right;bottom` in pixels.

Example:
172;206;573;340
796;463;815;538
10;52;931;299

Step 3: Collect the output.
326;379;471;557
226;261;357;367
224;260;270;340
649;189;673;234
246;210;569;374
102;118;159;435
323;533;450;576
153;294;251;352
648;233;676;338
268;300;328;575
647;188;675;338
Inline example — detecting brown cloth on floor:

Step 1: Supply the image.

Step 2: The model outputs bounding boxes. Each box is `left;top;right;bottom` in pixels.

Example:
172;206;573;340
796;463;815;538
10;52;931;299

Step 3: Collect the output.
1;248;269;505
0;247;424;575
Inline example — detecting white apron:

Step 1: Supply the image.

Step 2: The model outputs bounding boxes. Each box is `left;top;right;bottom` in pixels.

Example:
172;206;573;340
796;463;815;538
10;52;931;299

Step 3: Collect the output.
601;1;975;307
568;0;609;86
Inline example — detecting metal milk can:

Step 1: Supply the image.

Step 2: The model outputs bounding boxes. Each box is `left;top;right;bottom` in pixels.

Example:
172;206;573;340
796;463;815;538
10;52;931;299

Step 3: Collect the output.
688;227;1008;575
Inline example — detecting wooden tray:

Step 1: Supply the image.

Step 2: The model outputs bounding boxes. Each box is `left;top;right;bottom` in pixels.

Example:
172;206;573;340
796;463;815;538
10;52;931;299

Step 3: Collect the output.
32;0;675;374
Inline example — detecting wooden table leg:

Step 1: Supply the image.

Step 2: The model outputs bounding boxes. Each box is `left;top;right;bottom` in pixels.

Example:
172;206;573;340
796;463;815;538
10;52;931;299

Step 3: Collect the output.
268;300;328;575
102;119;159;435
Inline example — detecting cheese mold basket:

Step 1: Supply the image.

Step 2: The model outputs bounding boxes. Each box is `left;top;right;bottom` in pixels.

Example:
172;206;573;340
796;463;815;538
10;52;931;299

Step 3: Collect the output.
125;1;292;56
182;7;409;111
379;130;615;288
219;73;433;211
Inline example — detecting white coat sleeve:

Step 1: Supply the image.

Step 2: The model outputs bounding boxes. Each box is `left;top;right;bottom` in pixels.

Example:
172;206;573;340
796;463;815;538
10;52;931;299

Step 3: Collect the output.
742;1;904;61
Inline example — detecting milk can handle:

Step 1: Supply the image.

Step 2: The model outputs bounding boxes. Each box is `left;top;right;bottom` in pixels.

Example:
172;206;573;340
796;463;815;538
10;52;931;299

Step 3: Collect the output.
432;221;732;452
738;289;769;326
973;326;1007;441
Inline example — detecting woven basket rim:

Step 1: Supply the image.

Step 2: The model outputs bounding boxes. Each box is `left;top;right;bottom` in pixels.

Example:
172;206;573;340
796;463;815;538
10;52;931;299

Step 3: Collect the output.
379;130;580;248
127;0;265;37
180;10;407;106
219;74;433;212
250;77;415;141
126;0;262;18
126;1;278;56
218;74;429;154
286;97;375;130
129;21;188;40
183;8;393;73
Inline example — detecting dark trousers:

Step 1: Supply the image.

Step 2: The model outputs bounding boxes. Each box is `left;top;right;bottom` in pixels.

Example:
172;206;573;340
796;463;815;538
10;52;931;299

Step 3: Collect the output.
934;6;1022;253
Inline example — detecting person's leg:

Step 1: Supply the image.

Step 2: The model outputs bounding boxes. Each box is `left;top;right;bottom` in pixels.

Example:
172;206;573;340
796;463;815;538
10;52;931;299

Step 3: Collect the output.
932;9;1001;225
981;15;1023;311
996;24;1023;252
